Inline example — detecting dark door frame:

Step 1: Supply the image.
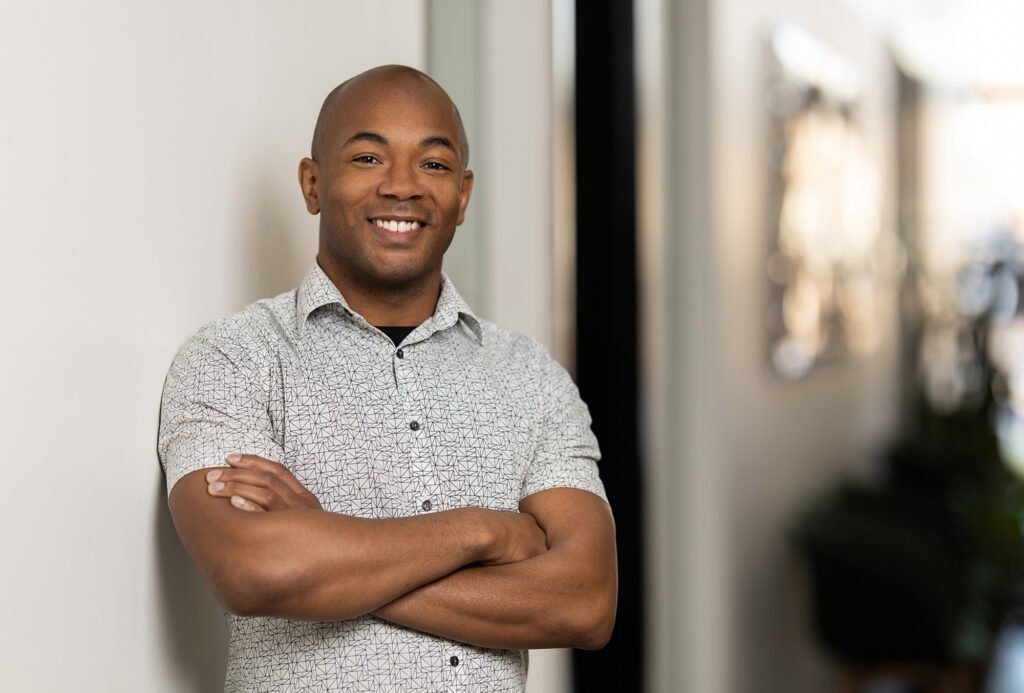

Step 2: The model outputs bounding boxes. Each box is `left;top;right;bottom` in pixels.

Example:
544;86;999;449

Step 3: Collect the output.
573;1;644;691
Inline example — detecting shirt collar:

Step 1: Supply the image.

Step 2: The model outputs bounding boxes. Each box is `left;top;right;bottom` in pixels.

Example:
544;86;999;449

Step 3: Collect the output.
295;263;483;344
296;263;351;327
429;272;483;344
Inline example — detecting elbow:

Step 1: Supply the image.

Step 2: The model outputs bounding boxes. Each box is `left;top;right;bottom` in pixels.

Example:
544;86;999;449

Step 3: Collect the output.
573;608;616;651
568;587;617;650
214;575;266;617
209;551;295;617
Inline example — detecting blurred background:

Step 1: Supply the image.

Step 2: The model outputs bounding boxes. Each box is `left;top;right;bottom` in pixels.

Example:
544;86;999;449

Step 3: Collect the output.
3;0;1024;691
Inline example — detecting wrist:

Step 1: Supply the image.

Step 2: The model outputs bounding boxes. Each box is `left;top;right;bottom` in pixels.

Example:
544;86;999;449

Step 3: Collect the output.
448;507;500;564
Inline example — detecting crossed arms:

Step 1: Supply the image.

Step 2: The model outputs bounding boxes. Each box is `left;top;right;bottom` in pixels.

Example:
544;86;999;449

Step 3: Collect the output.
168;454;617;650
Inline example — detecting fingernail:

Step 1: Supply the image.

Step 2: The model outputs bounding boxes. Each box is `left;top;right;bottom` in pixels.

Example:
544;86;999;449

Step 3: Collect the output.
231;495;246;507
206;470;222;482
210;481;225;492
226;454;241;463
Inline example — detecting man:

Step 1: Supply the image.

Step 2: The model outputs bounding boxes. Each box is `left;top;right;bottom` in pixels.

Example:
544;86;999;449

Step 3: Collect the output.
159;65;616;692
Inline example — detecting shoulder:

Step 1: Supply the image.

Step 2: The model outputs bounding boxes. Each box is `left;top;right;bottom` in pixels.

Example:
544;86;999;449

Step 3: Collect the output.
476;319;556;366
172;289;298;374
473;319;578;391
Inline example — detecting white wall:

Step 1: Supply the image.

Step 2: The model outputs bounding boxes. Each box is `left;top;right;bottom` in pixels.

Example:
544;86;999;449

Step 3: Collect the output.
643;0;902;691
0;2;423;690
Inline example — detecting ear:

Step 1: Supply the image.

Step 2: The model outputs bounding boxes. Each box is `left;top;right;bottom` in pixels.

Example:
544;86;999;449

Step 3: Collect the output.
298;158;321;214
456;169;474;225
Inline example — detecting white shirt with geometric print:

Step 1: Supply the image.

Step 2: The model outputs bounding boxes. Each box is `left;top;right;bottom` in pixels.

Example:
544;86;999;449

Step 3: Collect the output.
158;263;607;692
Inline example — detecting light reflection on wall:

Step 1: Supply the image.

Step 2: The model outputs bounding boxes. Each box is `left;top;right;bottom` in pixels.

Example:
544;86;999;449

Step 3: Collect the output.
916;90;1024;475
765;23;902;380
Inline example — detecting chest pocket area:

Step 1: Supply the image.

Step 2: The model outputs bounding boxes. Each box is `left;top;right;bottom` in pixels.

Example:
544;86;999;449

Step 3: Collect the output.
281;373;403;517
423;376;540;512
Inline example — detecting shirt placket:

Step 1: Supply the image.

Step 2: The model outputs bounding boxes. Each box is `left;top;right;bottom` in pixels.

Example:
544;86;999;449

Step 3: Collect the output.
392;342;442;515
443;642;471;692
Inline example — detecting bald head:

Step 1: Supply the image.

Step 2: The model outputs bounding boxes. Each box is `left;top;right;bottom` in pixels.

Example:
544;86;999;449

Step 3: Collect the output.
310;65;469;171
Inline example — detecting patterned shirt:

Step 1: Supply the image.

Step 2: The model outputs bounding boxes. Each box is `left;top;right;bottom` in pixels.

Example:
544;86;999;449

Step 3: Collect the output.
158;263;606;693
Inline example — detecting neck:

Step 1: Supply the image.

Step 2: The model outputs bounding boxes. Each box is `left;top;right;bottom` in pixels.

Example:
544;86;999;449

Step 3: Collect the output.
317;257;442;326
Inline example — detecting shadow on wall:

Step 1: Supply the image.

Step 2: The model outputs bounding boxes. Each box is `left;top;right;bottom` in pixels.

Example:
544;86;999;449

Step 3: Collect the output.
152;163;311;690
154;475;228;691
232;167;315;306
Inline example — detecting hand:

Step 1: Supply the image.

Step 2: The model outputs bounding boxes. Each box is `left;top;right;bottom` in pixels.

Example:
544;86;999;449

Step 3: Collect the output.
479;510;548;565
205;454;323;512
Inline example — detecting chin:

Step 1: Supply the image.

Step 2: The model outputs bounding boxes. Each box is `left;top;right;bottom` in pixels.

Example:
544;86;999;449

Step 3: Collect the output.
367;265;439;289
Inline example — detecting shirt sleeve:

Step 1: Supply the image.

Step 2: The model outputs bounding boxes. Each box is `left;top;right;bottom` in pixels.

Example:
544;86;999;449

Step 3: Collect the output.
158;332;285;497
520;351;608;504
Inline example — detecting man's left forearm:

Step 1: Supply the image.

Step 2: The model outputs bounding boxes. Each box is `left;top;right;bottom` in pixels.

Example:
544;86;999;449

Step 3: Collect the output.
373;487;617;650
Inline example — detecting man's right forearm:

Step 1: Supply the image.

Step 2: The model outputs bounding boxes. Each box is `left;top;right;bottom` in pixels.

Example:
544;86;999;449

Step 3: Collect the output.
169;469;544;621
210;507;493;620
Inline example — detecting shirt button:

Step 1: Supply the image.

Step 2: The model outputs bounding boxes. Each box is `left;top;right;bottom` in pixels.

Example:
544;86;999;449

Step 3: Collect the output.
422;499;432;512
409;420;420;431
450;656;459;667
396;348;404;358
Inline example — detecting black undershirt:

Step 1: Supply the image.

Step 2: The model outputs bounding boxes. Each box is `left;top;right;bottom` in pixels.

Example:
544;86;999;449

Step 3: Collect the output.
377;325;416;346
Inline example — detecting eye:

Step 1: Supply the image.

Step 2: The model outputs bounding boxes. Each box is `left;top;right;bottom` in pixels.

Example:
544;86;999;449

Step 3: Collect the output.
353;155;381;164
423;161;450;171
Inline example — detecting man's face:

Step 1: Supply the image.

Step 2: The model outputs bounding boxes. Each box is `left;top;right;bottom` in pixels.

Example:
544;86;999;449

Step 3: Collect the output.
303;76;473;293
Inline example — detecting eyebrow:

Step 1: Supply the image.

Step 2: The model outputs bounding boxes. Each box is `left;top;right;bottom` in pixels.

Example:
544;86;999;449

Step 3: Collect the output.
344;131;388;147
343;131;457;154
420;136;456;153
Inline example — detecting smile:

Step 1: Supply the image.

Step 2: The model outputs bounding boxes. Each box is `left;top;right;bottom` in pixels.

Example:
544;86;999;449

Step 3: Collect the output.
372;218;423;233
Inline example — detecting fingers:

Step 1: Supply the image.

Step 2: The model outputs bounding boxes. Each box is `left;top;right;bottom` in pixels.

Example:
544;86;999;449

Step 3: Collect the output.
229;494;266;513
206;472;282;510
226;454;314;500
205;455;322;511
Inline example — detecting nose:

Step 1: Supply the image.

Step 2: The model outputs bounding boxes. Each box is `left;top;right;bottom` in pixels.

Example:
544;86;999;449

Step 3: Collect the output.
378;161;424;201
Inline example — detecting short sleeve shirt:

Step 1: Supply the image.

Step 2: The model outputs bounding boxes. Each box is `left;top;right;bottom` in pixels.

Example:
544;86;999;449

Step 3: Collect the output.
157;264;606;692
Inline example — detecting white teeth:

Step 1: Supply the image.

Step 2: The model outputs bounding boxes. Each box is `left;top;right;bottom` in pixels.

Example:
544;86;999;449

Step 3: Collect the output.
374;219;421;233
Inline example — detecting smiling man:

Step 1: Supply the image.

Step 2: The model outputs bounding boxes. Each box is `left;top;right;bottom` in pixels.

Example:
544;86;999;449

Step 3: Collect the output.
158;65;616;692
